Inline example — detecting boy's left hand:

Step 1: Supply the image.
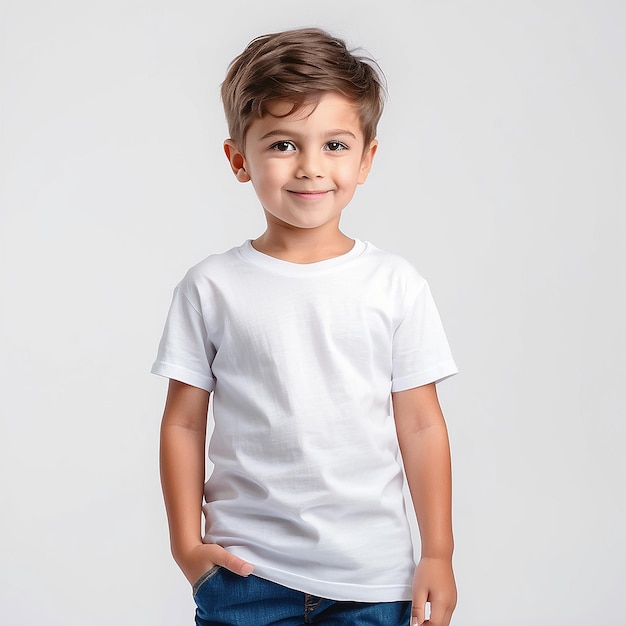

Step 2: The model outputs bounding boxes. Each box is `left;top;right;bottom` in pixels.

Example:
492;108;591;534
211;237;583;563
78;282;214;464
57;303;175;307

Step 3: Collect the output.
411;557;457;626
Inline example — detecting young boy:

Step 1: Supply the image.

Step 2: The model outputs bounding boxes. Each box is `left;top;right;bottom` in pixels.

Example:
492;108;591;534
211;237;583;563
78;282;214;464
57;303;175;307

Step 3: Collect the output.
152;27;458;626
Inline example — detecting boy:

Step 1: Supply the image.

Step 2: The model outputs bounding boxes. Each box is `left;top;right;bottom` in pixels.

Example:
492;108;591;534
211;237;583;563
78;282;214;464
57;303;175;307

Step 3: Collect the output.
152;27;458;626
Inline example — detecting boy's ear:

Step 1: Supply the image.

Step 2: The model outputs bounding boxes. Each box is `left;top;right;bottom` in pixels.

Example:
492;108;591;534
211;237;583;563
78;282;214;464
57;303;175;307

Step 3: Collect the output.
357;139;378;185
223;139;250;183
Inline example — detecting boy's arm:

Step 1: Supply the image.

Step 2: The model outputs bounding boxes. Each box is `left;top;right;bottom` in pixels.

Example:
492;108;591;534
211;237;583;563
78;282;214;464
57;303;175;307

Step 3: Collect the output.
392;383;457;626
159;379;254;584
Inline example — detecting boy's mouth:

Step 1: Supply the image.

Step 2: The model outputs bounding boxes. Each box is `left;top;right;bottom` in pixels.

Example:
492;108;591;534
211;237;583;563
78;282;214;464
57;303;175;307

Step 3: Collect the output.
287;190;330;199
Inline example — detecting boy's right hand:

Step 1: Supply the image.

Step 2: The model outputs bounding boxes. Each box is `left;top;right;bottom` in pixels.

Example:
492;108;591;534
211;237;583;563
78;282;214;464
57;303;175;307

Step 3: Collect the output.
178;543;255;585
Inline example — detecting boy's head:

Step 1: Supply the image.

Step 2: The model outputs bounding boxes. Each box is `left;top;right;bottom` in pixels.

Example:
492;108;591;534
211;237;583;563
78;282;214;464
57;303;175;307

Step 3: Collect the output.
221;27;386;151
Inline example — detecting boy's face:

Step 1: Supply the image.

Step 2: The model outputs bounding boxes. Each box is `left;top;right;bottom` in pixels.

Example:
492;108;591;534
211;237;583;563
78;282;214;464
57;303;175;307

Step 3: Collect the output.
224;92;377;234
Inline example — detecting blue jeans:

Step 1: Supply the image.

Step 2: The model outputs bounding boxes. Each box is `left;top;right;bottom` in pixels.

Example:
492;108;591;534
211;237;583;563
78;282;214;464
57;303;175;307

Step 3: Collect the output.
193;566;412;625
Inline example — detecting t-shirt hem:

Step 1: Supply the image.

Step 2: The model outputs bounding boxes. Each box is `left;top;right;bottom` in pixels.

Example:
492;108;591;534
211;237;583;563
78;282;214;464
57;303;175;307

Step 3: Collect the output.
391;360;459;392
150;361;215;392
249;563;413;602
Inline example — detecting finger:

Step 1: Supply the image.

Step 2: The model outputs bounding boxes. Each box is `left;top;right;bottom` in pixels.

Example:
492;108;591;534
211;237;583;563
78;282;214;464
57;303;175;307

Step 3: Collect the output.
411;602;426;625
211;545;254;577
443;605;455;626
412;583;429;626
428;601;454;626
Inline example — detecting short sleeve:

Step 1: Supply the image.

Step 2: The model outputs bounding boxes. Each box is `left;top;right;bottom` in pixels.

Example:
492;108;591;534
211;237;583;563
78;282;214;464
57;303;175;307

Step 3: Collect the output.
150;280;216;392
391;274;458;392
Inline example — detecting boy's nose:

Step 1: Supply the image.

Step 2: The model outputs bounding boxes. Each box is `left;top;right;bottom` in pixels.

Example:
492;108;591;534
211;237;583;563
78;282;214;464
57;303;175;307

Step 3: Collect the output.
295;152;324;178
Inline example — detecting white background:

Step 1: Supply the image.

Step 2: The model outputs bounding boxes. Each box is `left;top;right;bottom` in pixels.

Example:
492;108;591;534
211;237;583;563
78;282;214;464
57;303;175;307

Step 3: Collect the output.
1;1;624;624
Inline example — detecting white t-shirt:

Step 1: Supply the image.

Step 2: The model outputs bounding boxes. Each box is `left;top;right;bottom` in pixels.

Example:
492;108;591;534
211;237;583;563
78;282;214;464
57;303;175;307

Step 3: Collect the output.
151;239;458;602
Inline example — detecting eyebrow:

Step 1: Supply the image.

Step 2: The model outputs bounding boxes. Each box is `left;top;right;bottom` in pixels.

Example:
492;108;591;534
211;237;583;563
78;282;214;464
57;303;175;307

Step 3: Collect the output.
258;129;358;141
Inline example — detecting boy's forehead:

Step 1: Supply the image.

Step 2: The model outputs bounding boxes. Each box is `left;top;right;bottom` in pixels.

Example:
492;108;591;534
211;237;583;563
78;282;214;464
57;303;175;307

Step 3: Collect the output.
248;93;362;136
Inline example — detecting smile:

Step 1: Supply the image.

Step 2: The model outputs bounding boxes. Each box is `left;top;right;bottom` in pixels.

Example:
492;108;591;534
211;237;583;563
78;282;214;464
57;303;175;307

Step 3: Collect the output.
287;190;330;199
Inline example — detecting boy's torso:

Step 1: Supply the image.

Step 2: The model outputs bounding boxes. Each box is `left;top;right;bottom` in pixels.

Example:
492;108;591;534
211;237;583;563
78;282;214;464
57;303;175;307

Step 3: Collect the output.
153;239;457;601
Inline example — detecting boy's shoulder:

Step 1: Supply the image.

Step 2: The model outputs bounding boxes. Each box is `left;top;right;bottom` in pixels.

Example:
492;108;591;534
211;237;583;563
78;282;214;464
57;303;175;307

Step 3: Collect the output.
363;242;430;288
180;242;244;281
365;242;420;268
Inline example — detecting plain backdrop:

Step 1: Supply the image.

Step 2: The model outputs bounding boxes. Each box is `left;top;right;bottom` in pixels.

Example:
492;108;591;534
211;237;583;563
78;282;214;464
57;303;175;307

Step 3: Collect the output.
1;1;624;624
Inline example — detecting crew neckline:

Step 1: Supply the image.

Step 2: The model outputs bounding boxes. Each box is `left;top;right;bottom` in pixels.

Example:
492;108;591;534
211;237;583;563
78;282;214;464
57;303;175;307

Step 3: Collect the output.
236;239;368;276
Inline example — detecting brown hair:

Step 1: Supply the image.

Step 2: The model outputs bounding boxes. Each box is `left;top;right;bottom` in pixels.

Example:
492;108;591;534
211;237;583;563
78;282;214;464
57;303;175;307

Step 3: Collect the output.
221;27;387;149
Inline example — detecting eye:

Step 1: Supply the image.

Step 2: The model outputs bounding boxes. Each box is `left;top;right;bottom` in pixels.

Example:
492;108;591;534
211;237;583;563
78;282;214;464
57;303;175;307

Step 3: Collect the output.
324;141;348;152
270;141;296;152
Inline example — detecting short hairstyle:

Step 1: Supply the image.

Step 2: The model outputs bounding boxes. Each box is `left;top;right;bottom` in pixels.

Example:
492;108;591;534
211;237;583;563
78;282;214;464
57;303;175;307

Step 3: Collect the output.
221;27;387;149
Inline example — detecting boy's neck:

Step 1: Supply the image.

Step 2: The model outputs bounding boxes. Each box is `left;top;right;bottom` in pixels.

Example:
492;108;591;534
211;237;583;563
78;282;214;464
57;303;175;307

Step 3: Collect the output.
252;228;355;264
